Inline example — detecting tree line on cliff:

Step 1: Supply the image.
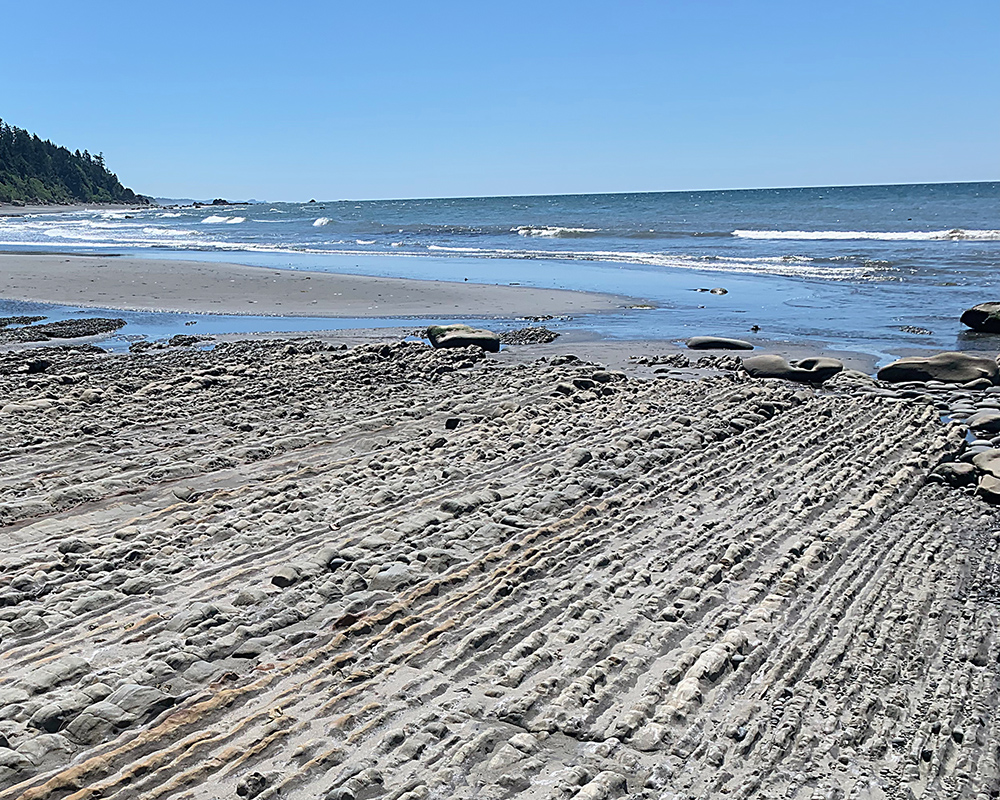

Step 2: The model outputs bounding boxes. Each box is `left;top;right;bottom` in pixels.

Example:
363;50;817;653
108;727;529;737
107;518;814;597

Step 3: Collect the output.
0;119;147;205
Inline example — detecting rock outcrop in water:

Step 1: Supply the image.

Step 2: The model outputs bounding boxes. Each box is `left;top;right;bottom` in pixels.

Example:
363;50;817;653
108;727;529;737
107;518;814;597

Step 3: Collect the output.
961;302;1000;333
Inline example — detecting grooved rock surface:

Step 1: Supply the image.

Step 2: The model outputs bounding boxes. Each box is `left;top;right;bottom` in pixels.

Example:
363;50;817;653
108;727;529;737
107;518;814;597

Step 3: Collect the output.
0;340;997;799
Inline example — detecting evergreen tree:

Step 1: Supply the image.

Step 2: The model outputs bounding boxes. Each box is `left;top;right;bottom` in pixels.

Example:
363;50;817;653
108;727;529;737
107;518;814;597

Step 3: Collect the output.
0;119;147;204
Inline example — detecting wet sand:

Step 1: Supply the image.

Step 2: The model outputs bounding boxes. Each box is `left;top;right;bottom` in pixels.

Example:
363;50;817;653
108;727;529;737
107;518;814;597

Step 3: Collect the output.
0;337;997;798
0;253;638;318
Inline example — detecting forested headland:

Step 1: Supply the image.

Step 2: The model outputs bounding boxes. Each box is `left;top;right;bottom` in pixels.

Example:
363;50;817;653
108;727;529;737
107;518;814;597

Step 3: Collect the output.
0;119;147;205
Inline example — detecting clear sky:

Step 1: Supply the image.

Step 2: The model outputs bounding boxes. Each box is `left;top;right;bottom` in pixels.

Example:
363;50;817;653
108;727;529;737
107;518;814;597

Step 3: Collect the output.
3;0;997;200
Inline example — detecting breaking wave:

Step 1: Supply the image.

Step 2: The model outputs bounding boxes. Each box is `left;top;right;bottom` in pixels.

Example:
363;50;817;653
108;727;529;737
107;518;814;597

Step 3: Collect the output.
733;228;1000;241
515;225;601;238
313;217;330;227
202;216;245;224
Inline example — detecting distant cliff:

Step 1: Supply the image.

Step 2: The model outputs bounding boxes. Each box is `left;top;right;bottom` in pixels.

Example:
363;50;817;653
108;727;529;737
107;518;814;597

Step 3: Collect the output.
0;119;147;205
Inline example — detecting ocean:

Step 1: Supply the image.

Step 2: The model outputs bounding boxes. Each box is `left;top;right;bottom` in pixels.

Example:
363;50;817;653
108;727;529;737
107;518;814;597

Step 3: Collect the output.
1;181;998;360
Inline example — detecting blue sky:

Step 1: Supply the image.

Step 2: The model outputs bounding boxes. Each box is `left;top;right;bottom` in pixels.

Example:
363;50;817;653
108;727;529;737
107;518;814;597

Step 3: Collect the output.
4;1;997;200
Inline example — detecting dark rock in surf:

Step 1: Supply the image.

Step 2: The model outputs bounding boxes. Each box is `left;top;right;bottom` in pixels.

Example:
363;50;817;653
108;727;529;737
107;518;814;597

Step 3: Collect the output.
961;303;1000;333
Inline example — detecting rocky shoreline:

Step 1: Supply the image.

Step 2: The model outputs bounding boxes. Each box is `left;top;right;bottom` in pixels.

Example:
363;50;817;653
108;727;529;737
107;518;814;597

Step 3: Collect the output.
0;337;998;797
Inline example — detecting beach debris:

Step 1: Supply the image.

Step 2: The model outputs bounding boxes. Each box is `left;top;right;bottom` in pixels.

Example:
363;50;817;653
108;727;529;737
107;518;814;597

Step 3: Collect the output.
426;324;500;352
877;351;999;384
742;354;844;383
960;302;1000;333
686;336;754;351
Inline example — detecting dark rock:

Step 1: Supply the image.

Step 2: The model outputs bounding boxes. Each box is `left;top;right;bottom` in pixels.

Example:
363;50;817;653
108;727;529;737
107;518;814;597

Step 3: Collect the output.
686;336;754;351
743;354;844;384
237;772;269;798
877;352;999;385
977;474;1000;503
445;417;461;430
972;449;1000;477
929;461;977;487
960;302;1000;333
271;566;299;588
967;411;1000;434
0;317;126;344
898;325;933;335
169;334;210;348
0;315;46;328
499;327;559;345
426;325;500;353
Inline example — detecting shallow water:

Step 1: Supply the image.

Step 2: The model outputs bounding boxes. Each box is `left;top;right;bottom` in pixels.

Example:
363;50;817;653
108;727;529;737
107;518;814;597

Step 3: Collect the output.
1;182;998;358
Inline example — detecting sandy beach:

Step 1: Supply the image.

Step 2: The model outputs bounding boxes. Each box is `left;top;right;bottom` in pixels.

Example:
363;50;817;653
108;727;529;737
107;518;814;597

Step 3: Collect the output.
0;253;637;318
0;334;997;798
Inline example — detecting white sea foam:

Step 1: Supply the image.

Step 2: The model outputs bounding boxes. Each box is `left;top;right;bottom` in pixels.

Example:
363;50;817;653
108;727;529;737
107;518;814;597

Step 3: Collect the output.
356;239;376;245
733;228;1000;241
159;212;183;218
313;217;330;227
516;225;600;238
427;244;883;281
201;216;228;224
226;217;245;224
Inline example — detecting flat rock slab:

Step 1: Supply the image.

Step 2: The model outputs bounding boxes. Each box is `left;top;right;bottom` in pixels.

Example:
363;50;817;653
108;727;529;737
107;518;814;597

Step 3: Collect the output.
878;351;999;384
686;336;754;351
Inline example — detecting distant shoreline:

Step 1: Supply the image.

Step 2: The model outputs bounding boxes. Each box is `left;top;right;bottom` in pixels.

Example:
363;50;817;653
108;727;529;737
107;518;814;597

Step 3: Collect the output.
0;202;150;217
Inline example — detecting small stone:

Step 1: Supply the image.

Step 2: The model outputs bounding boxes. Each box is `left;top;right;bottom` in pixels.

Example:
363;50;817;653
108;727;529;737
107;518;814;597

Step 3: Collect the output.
271;566;300;588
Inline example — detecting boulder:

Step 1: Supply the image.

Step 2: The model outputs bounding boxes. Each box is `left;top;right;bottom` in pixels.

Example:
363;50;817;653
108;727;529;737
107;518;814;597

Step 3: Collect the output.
686;336;754;351
929;461;977;487
743;354;844;384
961;303;1000;333
972;449;1000;477
426;325;500;353
969;411;1000;434
978;474;1000;503
877;352;999;385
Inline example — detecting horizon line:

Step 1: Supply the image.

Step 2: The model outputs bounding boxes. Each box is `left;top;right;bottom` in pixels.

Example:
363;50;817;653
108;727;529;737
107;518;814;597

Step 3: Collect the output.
160;178;999;206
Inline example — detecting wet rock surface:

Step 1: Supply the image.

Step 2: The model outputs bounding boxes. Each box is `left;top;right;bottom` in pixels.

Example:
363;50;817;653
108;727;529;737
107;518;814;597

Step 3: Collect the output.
0;317;125;344
961;302;1000;333
0;340;996;798
498;326;560;345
